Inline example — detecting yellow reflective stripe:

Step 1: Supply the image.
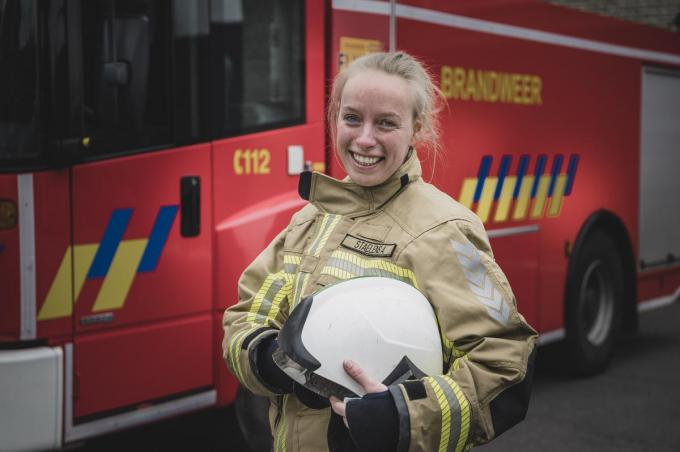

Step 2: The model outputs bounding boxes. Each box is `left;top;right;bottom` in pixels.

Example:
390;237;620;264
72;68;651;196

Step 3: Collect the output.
512;175;534;220
249;254;301;324
274;395;289;452
283;254;301;274
310;214;341;257
291;272;310;308
321;250;419;289
426;375;470;452
547;174;568;217
441;333;454;368
440;376;471;452
228;328;250;383
458;178;477;209
92;239;147;312
530;175;551;219
284;255;302;264
307;213;341;257
306;213;331;255
322;266;354;280
426;377;453;452
451;355;468;372
493;176;516;222
267;283;291;326
248;271;285;323
475;177;497;223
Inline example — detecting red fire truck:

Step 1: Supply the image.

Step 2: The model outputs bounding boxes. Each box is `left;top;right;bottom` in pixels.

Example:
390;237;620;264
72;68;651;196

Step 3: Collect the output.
1;0;679;450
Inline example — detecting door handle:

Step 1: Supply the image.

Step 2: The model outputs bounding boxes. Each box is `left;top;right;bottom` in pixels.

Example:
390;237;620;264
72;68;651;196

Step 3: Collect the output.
180;176;200;237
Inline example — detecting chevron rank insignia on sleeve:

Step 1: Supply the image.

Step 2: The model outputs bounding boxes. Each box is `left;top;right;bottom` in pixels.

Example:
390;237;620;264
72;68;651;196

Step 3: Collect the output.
450;240;510;326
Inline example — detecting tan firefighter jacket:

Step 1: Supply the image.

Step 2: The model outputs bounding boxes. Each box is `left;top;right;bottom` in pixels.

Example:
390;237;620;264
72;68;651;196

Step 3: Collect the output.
223;153;538;452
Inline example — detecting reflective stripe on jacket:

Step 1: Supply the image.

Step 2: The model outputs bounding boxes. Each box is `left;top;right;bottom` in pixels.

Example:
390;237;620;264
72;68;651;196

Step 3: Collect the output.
223;153;538;452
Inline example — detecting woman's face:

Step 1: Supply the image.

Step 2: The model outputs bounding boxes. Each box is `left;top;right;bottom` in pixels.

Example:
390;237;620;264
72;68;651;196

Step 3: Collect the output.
336;70;417;187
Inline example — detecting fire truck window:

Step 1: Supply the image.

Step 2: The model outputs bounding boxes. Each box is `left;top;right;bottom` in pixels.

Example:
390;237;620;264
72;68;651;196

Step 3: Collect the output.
209;0;305;138
39;0;70;146
80;0;172;156
0;0;40;161
172;0;211;144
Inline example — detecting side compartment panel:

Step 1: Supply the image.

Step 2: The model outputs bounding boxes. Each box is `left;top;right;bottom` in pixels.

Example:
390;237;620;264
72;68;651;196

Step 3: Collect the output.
639;68;680;268
74;315;211;418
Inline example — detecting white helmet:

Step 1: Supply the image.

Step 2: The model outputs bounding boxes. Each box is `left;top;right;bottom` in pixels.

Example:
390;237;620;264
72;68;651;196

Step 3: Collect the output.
273;277;443;398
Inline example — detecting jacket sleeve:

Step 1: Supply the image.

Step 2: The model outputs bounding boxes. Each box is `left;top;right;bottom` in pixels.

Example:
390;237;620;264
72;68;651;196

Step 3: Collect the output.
222;226;296;397
390;217;538;451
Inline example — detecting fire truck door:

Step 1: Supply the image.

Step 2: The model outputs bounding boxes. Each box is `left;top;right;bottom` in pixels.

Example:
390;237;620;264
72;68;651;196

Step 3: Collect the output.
68;0;213;420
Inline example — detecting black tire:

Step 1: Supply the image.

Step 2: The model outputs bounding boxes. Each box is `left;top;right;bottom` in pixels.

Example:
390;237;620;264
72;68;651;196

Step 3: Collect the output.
564;230;623;376
234;387;273;452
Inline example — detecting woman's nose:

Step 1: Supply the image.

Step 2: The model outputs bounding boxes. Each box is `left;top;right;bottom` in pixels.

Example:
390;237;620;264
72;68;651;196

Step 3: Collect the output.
355;124;377;149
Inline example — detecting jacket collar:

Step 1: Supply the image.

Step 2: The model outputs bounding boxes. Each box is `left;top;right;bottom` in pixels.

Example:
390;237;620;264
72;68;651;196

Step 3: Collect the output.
298;152;422;216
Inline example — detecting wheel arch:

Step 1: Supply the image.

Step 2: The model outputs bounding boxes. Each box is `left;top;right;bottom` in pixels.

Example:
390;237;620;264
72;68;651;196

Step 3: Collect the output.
567;210;638;338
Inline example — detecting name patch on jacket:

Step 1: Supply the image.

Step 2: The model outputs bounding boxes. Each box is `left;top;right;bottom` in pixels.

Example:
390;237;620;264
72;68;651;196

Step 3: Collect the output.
341;234;396;257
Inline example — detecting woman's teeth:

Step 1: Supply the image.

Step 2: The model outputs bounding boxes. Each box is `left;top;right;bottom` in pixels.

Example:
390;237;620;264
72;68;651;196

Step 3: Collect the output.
351;152;382;166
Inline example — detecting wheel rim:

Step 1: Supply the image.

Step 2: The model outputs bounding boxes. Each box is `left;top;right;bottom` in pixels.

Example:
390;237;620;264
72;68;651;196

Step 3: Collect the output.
579;259;614;346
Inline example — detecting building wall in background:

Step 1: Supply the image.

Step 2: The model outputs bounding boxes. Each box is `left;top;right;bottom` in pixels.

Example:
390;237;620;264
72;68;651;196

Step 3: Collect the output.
547;0;680;31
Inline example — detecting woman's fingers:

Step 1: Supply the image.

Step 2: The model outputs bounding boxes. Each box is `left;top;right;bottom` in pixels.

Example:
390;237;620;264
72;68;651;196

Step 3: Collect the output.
343;360;388;393
330;396;346;417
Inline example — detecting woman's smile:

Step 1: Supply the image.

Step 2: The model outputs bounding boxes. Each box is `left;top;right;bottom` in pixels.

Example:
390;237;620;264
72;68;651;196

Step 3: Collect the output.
349;151;384;167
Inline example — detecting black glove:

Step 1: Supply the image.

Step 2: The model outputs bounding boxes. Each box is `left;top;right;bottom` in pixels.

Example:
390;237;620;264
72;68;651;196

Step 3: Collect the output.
346;390;399;452
255;335;330;409
255;335;295;393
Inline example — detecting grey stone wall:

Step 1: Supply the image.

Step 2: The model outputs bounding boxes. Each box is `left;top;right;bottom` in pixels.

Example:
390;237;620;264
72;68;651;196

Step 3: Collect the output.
547;0;680;31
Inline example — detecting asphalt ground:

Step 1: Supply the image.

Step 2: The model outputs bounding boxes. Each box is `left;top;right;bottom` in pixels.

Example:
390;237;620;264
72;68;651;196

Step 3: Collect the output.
73;301;680;452
479;301;680;452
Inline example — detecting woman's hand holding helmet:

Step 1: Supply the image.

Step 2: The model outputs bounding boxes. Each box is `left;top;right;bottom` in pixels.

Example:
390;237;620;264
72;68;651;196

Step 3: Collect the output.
330;360;398;451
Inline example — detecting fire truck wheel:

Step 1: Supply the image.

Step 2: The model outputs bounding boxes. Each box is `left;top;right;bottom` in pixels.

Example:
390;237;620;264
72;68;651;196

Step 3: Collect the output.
564;230;623;376
234;387;272;452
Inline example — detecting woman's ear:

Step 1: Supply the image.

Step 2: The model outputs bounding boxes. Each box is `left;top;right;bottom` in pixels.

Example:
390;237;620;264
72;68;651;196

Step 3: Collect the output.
411;119;423;146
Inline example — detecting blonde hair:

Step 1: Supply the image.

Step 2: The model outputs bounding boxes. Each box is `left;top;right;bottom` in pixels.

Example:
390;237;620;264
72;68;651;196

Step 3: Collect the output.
327;51;444;161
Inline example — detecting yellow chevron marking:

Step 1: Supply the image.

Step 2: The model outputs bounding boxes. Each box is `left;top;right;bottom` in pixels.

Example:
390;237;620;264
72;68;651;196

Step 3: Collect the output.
458;178;477;209
548;174;568;217
39;248;74;320
512;175;534;220
38;244;98;321
476;177;497;223
74;244;99;302
92;239;147;312
493;176;517;222
530;175;551;219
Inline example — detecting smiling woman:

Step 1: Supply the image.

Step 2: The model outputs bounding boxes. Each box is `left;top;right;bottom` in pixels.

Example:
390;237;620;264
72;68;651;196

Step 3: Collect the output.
223;51;537;452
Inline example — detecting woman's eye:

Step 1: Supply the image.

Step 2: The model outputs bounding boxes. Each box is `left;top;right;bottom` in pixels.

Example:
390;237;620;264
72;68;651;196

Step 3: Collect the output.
343;114;360;124
378;119;397;128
